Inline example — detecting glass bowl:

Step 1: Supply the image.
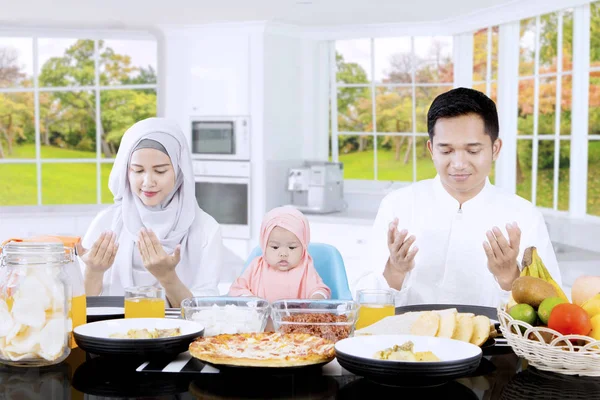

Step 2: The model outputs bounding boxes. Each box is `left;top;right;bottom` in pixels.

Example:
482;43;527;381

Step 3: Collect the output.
270;299;359;343
180;296;270;336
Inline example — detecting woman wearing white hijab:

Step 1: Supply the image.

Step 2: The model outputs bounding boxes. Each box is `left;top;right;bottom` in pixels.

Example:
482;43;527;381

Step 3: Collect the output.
77;117;223;307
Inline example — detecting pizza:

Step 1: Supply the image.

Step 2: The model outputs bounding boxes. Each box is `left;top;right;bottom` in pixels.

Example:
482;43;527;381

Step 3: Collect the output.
189;332;335;367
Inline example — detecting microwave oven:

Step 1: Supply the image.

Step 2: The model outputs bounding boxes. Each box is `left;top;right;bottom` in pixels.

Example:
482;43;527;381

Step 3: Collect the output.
190;116;250;161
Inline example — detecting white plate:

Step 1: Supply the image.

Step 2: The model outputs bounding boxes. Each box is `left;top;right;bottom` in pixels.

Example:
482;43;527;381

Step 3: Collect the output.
335;334;482;363
87;307;124;316
74;318;204;340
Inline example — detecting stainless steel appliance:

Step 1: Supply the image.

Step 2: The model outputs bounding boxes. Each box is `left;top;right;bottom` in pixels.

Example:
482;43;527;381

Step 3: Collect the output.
287;161;345;214
193;161;251;239
190;116;250;161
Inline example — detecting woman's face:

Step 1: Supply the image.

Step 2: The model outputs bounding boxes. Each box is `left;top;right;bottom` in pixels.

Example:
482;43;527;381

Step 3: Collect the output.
128;148;176;206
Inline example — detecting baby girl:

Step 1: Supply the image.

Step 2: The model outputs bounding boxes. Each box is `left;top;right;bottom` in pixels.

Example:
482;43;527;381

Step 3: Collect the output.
228;205;331;302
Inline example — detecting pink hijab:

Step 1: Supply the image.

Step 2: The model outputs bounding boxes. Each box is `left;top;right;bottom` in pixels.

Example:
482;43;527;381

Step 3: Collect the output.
228;206;331;302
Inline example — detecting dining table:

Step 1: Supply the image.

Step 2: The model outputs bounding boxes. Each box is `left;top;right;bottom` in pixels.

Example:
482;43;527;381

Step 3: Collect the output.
1;302;600;399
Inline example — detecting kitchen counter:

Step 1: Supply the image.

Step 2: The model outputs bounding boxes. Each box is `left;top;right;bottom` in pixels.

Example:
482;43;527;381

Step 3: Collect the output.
305;209;376;225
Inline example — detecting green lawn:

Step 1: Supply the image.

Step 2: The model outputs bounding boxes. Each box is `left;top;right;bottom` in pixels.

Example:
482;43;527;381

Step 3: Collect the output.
6;143;96;159
3;143;600;215
0;145;113;205
339;148;437;181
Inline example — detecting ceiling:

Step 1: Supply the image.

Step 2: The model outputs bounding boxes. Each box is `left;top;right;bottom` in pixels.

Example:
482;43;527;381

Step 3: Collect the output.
0;0;520;28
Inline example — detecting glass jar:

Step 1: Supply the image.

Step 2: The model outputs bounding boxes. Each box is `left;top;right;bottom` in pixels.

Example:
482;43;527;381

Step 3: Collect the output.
0;241;72;367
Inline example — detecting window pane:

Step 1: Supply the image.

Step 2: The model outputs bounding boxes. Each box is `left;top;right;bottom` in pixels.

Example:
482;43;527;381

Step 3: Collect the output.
377;135;414;181
99;40;157;86
101;162;113;204
588;140;600;216
561;75;572;136
519;18;536;77
41;163;96;204
473;83;486;94
374;37;412;84
415;136;436;181
0;164;37;205
538;76;556;136
518;78;534;135
337;87;372;133
0;92;34;159
0;37;33;88
539;13;558;74
490;81;498;104
375;87;412;133
491;26;499;81
415;86;450;133
414;37;453;83
591;71;600;136
591;1;600;66
40;91;96;159
100;89;157;155
536;140;555;209
337;135;374;180
562;10;574;72
38;39;95;87
558;140;570;211
336;40;371;83
516;139;533;201
473;28;488;82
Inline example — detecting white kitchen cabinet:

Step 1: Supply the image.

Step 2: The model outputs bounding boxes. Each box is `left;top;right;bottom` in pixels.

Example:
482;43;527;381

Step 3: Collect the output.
187;35;250;116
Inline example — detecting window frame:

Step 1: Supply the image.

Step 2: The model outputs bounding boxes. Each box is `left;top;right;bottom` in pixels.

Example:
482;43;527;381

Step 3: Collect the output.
515;11;573;211
329;37;454;186
0;29;159;211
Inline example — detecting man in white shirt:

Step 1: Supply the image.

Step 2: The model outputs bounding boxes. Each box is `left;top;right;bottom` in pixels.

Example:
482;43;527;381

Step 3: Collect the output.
354;87;562;307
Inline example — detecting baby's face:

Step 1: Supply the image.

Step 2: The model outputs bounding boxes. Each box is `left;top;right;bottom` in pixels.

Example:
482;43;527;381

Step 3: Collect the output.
265;226;303;272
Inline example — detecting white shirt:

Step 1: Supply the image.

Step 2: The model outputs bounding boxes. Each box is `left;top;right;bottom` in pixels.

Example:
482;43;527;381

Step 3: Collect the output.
353;175;562;307
80;206;223;297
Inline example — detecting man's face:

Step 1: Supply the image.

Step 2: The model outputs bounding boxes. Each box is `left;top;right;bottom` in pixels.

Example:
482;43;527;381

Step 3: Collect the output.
427;113;502;201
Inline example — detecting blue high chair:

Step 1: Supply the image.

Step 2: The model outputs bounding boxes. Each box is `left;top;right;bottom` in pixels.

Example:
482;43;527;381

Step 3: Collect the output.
242;243;353;300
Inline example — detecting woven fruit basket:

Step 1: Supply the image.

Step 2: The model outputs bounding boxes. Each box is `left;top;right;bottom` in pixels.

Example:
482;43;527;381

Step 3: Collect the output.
497;305;600;376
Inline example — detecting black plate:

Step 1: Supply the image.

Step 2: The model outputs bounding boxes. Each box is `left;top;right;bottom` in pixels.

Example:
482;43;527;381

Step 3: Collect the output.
74;320;204;359
394;304;512;356
86;296;125;323
336;353;480;387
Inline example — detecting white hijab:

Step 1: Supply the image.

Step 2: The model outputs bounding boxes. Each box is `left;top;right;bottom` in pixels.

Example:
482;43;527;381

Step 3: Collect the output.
105;117;201;295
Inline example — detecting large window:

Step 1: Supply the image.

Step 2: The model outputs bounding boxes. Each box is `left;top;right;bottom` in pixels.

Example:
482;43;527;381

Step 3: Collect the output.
473;27;499;103
516;10;573;211
473;26;499;183
0;36;157;206
588;1;600;216
332;37;453;181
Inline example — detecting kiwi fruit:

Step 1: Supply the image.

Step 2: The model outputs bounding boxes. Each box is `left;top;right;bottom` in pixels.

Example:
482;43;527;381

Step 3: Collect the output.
511;276;557;309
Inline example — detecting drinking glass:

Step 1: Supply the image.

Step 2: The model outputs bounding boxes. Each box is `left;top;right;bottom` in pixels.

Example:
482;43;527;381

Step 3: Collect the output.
355;289;395;330
124;286;166;318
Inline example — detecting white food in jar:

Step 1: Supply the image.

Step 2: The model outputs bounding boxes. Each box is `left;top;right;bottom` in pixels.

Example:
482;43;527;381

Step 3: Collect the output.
0;268;69;363
190;304;264;336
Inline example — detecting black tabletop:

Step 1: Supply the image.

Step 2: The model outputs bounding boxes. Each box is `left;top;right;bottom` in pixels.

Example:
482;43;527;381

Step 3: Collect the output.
2;302;600;399
2;347;600;399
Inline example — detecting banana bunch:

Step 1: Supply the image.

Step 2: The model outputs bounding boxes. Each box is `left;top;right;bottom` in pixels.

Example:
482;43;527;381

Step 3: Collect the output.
520;246;569;301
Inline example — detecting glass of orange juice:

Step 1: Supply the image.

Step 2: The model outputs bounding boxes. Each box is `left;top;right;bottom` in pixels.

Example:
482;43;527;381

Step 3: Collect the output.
355;289;395;330
124;286;166;318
